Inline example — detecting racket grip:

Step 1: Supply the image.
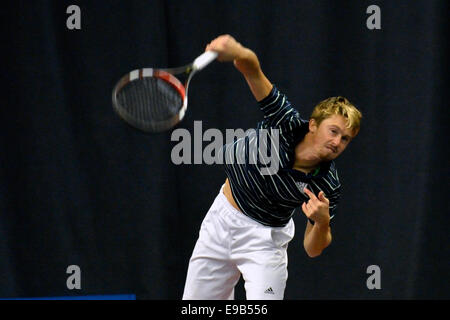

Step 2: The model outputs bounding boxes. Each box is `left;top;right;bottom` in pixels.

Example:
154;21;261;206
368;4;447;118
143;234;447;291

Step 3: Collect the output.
193;51;218;71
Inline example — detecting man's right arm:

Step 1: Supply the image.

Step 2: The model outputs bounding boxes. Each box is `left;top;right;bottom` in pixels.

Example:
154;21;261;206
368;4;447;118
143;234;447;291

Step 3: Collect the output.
205;35;273;101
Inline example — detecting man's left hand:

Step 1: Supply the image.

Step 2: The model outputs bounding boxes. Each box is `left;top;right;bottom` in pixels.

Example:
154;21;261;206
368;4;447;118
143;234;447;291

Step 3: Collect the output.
302;188;330;226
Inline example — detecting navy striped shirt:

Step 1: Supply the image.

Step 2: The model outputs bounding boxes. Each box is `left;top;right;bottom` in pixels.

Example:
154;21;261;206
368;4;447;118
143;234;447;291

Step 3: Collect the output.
222;86;341;227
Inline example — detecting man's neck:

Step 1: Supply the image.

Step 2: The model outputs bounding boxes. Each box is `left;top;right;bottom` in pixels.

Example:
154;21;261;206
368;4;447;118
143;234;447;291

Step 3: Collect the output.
293;132;322;173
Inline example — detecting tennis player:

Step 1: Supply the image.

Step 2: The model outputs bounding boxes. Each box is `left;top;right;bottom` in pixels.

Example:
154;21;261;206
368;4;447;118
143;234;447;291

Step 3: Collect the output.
182;35;362;300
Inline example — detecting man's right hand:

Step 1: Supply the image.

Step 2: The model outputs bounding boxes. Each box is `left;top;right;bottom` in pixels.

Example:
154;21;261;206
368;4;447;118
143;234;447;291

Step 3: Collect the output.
205;34;247;62
205;34;272;101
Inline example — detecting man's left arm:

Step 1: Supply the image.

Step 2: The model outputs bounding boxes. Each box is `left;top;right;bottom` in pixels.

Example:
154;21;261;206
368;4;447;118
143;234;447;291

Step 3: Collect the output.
302;188;332;258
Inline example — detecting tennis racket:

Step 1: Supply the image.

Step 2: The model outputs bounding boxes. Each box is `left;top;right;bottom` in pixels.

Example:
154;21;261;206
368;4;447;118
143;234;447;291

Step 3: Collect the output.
112;51;218;132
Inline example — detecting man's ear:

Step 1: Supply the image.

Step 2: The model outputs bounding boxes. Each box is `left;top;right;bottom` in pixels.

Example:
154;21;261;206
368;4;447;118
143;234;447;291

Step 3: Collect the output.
309;119;318;133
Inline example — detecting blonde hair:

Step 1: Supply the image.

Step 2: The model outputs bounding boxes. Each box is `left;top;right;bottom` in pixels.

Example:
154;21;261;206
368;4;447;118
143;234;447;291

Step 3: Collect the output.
311;96;362;135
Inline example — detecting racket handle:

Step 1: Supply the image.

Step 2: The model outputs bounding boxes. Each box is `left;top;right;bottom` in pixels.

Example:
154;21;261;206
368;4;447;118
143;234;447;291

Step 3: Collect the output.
193;51;218;71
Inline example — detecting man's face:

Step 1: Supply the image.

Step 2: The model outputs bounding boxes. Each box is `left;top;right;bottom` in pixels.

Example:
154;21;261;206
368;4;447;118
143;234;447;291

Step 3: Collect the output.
309;114;357;161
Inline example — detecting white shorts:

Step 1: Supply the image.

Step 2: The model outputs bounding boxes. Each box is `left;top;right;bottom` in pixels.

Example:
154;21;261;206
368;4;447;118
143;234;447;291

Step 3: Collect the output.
182;185;295;300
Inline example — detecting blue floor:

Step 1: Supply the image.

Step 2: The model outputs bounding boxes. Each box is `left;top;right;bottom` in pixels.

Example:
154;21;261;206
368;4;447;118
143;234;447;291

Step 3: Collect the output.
1;294;136;300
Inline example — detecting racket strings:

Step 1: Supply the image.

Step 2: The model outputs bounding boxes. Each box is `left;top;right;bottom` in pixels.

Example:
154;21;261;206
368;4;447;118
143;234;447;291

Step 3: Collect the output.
116;77;183;124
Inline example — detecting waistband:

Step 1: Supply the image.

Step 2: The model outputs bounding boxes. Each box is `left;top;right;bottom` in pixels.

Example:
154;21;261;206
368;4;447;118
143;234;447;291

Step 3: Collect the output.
216;184;268;227
216;184;294;229
218;184;242;215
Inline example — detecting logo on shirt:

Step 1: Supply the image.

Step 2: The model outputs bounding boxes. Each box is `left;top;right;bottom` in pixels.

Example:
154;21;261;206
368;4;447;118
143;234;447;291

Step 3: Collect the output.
295;181;309;192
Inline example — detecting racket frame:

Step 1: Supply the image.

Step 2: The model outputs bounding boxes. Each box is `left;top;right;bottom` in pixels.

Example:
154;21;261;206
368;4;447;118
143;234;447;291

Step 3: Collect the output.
112;51;217;133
